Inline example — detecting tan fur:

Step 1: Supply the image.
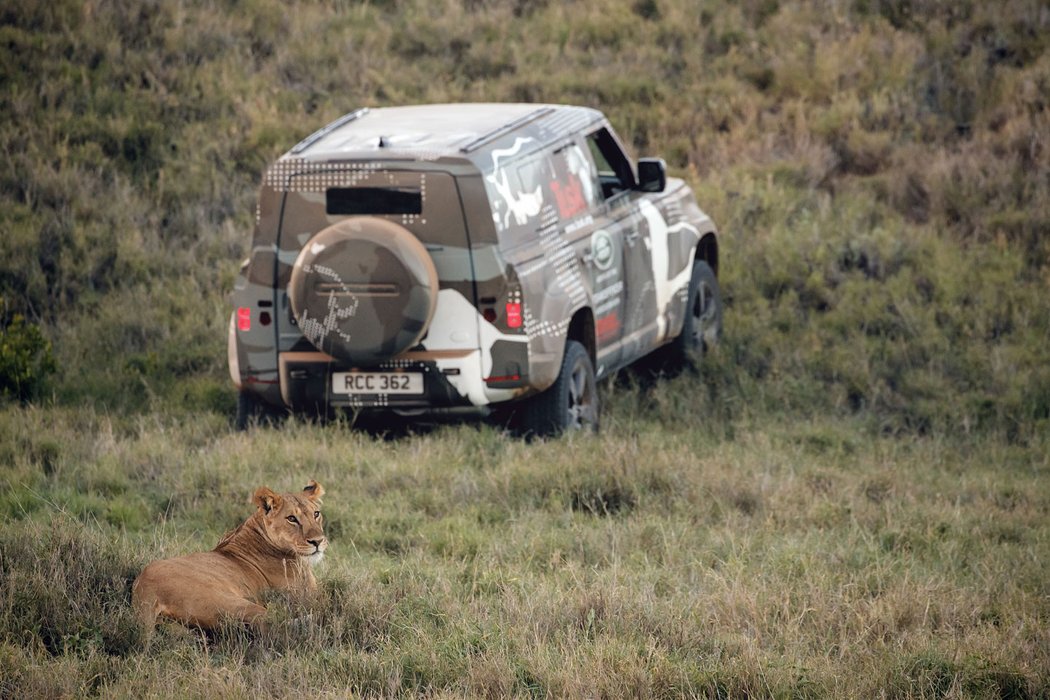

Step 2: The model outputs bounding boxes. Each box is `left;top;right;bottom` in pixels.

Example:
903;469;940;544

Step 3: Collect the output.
132;480;327;632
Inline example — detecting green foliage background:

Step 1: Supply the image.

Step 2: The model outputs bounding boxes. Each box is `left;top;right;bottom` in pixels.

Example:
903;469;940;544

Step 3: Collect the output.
2;0;1048;436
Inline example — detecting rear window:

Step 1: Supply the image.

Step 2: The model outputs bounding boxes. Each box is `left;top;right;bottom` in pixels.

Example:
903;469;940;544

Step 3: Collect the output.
326;187;423;215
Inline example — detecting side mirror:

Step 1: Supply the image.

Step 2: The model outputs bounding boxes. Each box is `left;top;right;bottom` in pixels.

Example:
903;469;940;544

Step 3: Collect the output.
637;158;666;193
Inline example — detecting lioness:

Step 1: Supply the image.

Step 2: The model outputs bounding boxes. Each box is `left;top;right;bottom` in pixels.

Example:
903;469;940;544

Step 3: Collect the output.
132;480;327;632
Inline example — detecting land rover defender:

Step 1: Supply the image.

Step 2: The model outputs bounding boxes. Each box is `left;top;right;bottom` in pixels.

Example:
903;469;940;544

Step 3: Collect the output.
228;103;721;435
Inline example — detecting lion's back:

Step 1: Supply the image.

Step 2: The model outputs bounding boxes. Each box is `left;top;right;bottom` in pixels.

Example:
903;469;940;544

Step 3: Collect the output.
132;551;254;628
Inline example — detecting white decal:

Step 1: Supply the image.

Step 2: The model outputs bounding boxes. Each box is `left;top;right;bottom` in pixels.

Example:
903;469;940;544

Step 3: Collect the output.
564;213;594;235
489;170;543;227
486;137;544;229
638;200;673;340
425;288;528;406
296;263;360;345
490;137;532;169
565;143;597;205
638;200;697;341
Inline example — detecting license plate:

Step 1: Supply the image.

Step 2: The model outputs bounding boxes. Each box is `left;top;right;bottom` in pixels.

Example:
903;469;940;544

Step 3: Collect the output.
332;372;424;395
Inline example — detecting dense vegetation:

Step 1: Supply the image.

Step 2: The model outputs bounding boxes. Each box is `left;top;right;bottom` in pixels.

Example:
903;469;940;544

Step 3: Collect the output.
1;0;1047;697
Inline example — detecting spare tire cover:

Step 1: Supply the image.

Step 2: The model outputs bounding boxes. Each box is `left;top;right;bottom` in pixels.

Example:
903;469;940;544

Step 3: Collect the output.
289;217;439;365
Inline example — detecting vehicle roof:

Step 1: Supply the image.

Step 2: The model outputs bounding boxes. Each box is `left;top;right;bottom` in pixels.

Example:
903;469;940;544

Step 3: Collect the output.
284;103;604;168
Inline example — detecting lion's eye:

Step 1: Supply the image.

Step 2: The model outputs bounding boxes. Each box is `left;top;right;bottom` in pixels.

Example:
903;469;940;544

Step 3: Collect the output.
286;515;299;525
314;511;321;520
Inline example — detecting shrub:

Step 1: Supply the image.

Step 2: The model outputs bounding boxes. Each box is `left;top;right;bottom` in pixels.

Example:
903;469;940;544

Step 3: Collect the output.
0;305;56;403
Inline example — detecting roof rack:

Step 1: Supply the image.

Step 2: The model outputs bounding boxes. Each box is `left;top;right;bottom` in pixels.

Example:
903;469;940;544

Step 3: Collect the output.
290;108;370;155
459;106;555;154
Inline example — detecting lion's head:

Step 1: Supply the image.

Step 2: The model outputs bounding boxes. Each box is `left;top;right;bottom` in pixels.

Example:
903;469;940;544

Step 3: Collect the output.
252;480;328;564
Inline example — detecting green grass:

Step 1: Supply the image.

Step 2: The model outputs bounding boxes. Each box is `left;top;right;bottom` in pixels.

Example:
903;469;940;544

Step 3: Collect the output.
1;396;1047;697
2;0;1049;696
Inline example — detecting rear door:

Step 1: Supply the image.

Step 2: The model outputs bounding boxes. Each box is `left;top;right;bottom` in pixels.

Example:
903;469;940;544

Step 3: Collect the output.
274;168;479;357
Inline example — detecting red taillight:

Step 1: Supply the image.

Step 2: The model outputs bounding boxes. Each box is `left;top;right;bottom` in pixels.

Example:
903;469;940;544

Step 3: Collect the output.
237;307;251;331
485;373;521;384
506;302;522;329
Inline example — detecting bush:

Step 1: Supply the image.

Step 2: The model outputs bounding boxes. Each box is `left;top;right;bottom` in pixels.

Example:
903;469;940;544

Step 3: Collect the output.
0;305;56;403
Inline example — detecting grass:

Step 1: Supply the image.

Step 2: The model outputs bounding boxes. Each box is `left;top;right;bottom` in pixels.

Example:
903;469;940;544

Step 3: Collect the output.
1;0;1049;696
1;390;1048;697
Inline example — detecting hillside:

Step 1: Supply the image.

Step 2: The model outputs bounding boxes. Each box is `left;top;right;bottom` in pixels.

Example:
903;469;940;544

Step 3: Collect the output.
1;0;1048;696
1;0;1048;435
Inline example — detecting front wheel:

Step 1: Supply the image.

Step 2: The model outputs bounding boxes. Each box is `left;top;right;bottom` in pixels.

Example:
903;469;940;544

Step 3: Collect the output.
666;259;722;368
517;340;599;438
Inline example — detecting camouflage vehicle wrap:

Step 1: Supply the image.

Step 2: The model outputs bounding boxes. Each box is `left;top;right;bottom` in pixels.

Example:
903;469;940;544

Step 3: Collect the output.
229;104;720;434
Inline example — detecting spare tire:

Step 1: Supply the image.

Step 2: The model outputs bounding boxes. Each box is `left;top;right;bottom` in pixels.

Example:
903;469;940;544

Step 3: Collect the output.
288;217;438;366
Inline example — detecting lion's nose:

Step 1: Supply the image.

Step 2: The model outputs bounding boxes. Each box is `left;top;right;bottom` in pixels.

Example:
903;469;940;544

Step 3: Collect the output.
308;538;323;550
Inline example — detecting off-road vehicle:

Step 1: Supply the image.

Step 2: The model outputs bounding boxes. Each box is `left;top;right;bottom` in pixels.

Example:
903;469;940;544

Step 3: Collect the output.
228;103;721;435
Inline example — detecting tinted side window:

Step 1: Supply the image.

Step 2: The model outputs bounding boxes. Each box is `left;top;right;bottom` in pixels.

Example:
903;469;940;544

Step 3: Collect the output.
586;128;636;199
548;141;601;220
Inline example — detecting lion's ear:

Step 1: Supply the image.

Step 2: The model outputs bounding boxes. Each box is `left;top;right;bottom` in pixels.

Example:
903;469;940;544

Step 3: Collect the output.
253;487;282;514
303;480;325;503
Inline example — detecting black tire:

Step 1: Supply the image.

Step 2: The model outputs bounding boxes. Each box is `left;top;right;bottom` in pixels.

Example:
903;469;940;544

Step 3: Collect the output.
235;390;280;431
666;259;722;368
518;340;599;438
235;390;259;431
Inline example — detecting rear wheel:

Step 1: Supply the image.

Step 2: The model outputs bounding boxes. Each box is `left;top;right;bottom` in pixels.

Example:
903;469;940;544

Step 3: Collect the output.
234;391;283;431
235;390;260;431
518;340;598;438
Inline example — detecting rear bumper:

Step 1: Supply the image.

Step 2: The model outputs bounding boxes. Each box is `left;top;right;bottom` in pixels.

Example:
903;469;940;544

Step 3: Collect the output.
278;351;474;411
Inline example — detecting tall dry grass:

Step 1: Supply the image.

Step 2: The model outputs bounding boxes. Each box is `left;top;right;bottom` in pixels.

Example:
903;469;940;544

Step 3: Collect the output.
1;395;1048;697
